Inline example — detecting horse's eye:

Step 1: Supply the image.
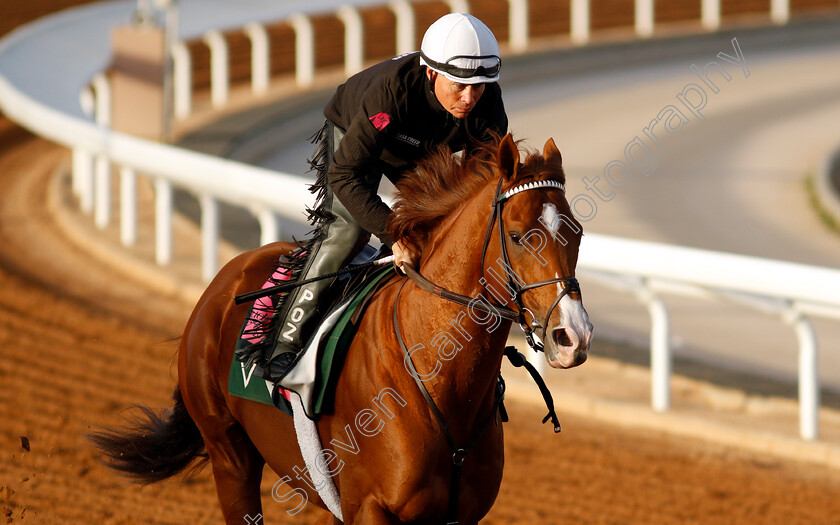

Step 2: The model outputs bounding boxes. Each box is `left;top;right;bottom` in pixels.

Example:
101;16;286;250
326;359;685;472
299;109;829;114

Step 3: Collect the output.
509;232;522;245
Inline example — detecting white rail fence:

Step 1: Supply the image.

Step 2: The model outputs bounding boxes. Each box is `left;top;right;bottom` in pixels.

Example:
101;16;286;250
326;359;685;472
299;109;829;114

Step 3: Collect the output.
157;0;801;119
578;235;840;441
2;0;839;441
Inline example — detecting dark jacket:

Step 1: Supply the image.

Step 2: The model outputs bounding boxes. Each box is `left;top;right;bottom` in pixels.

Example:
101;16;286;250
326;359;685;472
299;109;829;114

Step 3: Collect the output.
323;52;508;246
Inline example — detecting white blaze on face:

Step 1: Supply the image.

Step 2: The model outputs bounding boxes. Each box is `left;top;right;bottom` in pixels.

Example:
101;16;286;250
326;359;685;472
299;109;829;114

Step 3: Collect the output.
541;203;561;240
541;205;589;342
556;273;592;351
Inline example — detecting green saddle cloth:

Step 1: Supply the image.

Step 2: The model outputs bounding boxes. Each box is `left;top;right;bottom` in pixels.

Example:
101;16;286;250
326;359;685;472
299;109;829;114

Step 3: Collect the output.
228;265;395;417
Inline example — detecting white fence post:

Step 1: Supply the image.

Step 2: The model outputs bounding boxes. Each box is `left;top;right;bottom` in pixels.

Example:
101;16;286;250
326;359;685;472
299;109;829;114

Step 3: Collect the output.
787;311;819;440
76;87;95;209
92;74;111;229
389;0;415;55
120;166;137;246
94;155;111;229
337;5;364;76
155;178;173;266
446;0;469;14
203;30;229;107
639;285;671;412
289;14;315;87
258;208;280;246
509;0;529;53
244;23;270;95
79;85;95;118
171;41;192;119
635;0;654;38
771;0;790;24
92;73;111;127
73;148;94;213
161;0;178;142
701;0;721;30
200;193;219;282
571;0;590;45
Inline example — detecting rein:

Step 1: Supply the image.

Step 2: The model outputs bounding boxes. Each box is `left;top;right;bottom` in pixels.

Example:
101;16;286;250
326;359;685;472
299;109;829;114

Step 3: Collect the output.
393;176;575;524
402;265;520;322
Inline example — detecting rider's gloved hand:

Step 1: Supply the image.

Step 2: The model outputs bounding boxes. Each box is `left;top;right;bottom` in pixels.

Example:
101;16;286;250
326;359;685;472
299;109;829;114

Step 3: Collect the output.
391;239;419;275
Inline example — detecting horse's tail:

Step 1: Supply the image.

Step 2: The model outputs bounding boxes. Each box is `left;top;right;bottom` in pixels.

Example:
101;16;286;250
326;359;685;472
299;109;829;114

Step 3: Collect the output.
89;386;207;484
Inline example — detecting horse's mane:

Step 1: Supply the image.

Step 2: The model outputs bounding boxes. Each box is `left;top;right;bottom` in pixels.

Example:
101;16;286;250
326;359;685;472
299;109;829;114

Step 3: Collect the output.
388;134;565;250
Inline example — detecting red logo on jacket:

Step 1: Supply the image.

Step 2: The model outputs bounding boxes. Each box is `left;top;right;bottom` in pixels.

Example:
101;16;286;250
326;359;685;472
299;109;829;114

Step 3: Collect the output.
368;112;391;131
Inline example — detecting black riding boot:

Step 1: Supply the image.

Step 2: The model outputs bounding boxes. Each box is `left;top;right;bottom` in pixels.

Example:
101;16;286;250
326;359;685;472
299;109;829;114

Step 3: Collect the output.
263;123;378;381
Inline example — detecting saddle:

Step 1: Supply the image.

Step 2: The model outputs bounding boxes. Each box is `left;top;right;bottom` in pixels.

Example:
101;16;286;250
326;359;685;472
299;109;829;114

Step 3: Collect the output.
229;245;395;418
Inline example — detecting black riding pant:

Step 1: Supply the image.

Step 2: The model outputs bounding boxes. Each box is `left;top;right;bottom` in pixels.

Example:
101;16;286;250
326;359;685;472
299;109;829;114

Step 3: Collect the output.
269;122;380;364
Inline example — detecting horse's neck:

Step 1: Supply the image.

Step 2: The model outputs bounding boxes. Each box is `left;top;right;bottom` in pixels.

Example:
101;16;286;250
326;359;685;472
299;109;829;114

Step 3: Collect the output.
407;184;509;425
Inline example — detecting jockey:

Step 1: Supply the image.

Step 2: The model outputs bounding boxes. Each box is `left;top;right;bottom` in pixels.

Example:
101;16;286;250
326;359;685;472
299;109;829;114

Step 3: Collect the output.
261;12;508;381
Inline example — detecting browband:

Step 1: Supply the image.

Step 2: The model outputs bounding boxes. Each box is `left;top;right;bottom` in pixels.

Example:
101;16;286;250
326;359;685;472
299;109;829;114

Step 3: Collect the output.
496;180;565;204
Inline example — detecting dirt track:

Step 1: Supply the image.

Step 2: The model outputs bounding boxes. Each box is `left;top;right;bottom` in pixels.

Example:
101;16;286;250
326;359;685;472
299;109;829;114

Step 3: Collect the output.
2;125;840;524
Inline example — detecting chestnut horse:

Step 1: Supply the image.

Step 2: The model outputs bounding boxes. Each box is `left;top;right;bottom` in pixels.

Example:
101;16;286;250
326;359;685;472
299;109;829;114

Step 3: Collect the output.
92;134;592;524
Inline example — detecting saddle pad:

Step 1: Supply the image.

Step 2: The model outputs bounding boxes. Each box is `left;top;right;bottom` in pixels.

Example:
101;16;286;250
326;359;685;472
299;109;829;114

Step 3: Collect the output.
229;265;395;417
311;265;394;414
227;357;280;407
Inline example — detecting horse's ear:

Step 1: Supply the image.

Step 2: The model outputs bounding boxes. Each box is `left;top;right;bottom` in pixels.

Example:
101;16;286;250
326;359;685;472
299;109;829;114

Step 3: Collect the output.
543;138;563;168
498;133;519;180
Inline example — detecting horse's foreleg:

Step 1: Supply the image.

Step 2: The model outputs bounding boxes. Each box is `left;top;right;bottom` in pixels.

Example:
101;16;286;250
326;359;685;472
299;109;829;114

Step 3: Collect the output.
203;421;266;525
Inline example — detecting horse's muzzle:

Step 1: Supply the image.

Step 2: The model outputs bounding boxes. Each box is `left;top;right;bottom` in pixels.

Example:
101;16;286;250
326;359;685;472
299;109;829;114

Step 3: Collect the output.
545;298;593;369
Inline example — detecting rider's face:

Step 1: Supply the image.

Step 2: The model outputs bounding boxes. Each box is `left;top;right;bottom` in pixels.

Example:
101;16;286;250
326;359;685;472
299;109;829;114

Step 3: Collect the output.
427;69;486;119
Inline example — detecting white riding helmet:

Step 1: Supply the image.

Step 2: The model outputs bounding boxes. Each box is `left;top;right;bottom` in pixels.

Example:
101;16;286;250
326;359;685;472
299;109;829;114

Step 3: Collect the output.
419;13;501;85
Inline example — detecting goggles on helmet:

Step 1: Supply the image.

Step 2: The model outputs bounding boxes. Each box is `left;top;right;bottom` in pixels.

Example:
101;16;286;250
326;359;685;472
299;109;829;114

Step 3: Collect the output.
420;52;502;80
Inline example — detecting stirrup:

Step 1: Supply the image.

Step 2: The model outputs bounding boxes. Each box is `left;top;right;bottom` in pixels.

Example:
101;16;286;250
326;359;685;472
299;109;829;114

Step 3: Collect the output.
260;347;299;381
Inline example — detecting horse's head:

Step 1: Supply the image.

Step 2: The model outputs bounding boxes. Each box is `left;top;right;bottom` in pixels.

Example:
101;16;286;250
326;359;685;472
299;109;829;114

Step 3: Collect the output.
488;134;593;368
389;133;593;367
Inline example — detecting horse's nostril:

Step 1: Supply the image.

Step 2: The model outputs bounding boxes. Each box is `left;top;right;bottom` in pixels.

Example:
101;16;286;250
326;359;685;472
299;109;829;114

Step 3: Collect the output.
553;328;573;347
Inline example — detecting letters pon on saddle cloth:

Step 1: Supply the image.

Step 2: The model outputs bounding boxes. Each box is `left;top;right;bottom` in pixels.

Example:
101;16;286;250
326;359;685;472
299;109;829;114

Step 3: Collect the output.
229;263;394;417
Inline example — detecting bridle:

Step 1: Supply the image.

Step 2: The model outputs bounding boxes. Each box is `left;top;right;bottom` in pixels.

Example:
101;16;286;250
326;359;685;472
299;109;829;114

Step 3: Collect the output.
392;174;581;524
403;175;582;353
481;175;581;351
